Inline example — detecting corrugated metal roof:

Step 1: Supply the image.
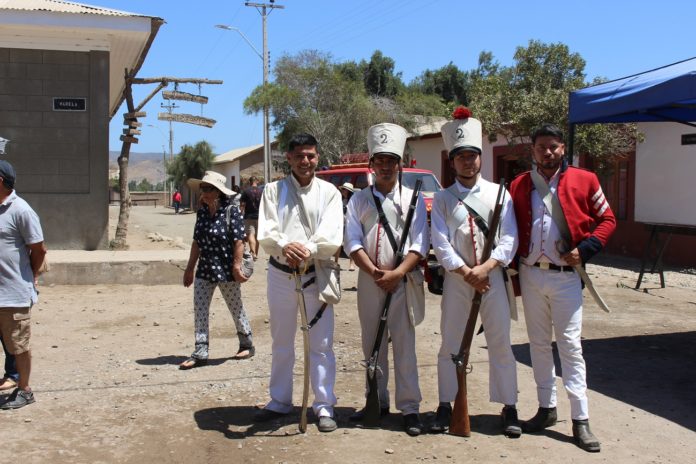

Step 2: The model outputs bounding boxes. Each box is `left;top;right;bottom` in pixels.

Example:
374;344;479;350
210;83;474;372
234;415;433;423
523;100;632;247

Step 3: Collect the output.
0;0;145;17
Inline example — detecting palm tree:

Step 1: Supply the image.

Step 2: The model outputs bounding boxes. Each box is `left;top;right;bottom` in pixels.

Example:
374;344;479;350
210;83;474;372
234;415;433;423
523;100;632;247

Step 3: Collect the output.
167;141;215;209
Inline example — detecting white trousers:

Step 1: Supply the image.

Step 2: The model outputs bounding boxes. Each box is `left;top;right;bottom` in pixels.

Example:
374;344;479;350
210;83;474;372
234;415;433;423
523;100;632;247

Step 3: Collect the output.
519;264;588;420
357;270;421;415
437;269;518;405
265;266;336;418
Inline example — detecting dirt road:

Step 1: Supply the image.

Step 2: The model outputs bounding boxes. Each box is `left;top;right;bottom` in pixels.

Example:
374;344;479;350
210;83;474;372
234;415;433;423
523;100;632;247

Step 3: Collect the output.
2;206;695;463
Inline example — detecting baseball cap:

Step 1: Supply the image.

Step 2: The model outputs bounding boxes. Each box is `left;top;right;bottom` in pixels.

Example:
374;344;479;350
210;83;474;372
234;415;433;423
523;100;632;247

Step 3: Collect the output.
0;159;16;189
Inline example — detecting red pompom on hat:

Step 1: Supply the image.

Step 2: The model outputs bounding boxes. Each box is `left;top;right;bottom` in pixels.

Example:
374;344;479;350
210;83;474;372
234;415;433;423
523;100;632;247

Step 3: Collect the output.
452;106;472;120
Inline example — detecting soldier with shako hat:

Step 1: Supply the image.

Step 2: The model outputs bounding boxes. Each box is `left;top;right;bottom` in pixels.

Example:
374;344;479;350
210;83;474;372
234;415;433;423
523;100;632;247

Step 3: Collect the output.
344;123;429;436
430;107;522;436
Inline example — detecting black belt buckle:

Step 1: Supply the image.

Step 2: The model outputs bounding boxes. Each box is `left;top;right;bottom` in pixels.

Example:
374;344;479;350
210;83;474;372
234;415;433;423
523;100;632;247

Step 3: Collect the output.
533;262;573;272
270;257;315;274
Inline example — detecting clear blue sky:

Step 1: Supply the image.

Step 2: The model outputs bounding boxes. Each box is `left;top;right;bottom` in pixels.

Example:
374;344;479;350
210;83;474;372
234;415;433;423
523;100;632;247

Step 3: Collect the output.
96;0;696;155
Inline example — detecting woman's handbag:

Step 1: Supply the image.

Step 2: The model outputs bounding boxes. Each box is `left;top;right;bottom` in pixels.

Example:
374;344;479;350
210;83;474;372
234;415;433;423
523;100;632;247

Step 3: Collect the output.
226;204;254;281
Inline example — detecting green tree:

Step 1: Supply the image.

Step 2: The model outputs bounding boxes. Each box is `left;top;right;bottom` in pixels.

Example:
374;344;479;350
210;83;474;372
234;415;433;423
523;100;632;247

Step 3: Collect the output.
137;178;153;192
167;141;215;188
128;179;138;191
245;50;452;167
411;62;470;105
363;50;404;97
468;40;638;173
245;50;391;166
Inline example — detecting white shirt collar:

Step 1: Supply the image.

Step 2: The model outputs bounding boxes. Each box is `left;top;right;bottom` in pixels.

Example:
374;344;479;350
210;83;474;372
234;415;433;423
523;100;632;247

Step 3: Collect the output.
0;190;16;207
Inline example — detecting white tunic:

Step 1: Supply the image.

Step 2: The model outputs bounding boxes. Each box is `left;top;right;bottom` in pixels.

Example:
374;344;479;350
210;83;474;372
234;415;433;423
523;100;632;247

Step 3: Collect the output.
431;177;517;270
258;175;343;263
345;184;429;264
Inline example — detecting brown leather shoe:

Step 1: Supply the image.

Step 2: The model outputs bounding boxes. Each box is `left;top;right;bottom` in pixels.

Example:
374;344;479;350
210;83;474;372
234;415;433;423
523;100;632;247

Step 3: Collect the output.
521;407;557;433
573;419;601;452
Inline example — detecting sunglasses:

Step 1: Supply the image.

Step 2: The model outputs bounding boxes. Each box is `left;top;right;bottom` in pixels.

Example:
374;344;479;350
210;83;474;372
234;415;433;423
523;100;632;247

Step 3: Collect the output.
200;185;217;193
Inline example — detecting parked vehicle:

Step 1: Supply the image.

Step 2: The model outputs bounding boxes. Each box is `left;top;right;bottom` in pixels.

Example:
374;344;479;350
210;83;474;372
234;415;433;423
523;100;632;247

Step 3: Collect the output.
316;162;444;295
315;163;442;214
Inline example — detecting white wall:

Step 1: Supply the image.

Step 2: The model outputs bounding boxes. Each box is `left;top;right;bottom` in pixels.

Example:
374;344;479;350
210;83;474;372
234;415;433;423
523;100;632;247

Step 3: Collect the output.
407;137;442;176
407;135;509;183
212;161;240;188
635;122;696;226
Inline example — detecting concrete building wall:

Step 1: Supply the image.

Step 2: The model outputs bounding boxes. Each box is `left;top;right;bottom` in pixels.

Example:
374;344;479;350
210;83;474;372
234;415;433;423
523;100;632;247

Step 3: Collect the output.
214;161;241;189
407;135;503;185
634;122;696;227
0;47;109;249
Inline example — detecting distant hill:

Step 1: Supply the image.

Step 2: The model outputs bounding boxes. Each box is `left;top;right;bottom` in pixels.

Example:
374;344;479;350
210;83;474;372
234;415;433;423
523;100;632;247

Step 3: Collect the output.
109;150;168;183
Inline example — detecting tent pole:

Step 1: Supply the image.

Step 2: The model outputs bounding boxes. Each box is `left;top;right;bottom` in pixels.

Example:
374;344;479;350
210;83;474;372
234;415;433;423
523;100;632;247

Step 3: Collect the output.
567;123;576;165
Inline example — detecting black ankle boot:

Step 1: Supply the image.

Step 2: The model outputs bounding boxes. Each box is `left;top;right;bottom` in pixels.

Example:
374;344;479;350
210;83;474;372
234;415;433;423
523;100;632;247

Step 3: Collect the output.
521;406;557;433
501;405;521;438
572;419;601;452
430;402;451;434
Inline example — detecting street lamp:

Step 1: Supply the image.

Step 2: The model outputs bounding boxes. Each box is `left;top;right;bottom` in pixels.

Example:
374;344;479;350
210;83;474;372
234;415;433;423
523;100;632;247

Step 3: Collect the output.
216;24;271;183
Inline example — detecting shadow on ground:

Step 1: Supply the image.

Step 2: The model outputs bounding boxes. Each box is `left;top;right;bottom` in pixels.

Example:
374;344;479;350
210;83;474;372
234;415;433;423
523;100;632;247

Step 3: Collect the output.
512;330;696;431
136;355;234;367
194;406;448;438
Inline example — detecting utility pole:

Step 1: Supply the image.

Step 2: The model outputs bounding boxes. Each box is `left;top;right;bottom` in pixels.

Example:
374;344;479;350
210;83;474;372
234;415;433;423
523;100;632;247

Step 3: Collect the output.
160;101;178;204
160;101;178;166
245;1;284;183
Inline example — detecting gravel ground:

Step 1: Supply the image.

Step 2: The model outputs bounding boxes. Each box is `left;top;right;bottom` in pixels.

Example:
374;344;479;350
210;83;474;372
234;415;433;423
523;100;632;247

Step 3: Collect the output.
1;205;693;463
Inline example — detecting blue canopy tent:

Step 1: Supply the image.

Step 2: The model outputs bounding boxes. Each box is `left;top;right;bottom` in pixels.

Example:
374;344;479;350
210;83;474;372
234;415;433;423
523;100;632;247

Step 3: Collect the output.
568;56;696;127
567;57;696;288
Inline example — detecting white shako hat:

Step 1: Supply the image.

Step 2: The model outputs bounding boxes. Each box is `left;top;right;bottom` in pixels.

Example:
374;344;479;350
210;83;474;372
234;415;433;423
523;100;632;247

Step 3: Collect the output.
367;123;408;160
440;106;482;159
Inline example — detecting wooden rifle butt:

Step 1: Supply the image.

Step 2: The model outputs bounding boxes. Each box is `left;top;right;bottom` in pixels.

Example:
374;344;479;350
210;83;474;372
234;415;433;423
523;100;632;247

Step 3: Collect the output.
449;367;471;437
363;371;382;427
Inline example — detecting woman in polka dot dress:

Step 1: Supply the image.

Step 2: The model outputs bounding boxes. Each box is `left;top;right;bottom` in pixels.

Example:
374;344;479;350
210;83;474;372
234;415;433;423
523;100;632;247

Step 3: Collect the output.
180;171;255;369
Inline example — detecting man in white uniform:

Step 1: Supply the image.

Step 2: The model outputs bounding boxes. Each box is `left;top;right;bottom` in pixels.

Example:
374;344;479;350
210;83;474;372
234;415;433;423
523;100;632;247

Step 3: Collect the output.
345;123;429;436
430;107;521;437
257;133;343;433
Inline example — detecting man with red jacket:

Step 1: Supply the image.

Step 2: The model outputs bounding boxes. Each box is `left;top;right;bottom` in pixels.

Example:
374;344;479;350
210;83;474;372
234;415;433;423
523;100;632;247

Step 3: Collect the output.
510;124;616;453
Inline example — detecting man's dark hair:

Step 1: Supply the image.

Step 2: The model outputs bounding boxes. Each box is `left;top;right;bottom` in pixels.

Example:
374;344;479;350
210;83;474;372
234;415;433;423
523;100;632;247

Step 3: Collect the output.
249;176;258;184
531;124;564;144
288;133;318;152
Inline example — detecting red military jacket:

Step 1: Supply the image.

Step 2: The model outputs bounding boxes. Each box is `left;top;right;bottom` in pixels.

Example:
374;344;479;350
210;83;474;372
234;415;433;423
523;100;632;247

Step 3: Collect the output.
510;164;616;263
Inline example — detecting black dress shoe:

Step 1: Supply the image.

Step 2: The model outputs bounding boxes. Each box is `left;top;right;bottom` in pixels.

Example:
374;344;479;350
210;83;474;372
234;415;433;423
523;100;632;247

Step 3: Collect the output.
572;419;601;452
254;408;287;422
430;403;451;434
349;406;389;422
403;413;424;437
501;405;522;438
521;406;557;433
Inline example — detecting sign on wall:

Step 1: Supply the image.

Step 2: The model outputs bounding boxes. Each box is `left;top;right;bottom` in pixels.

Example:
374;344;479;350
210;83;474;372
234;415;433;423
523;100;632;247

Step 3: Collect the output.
681;133;696;145
53;97;87;112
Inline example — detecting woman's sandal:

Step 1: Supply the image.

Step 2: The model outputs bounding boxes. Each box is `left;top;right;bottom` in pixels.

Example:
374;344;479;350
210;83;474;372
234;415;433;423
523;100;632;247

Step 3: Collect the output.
179;357;208;370
0;376;17;391
232;346;255;360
